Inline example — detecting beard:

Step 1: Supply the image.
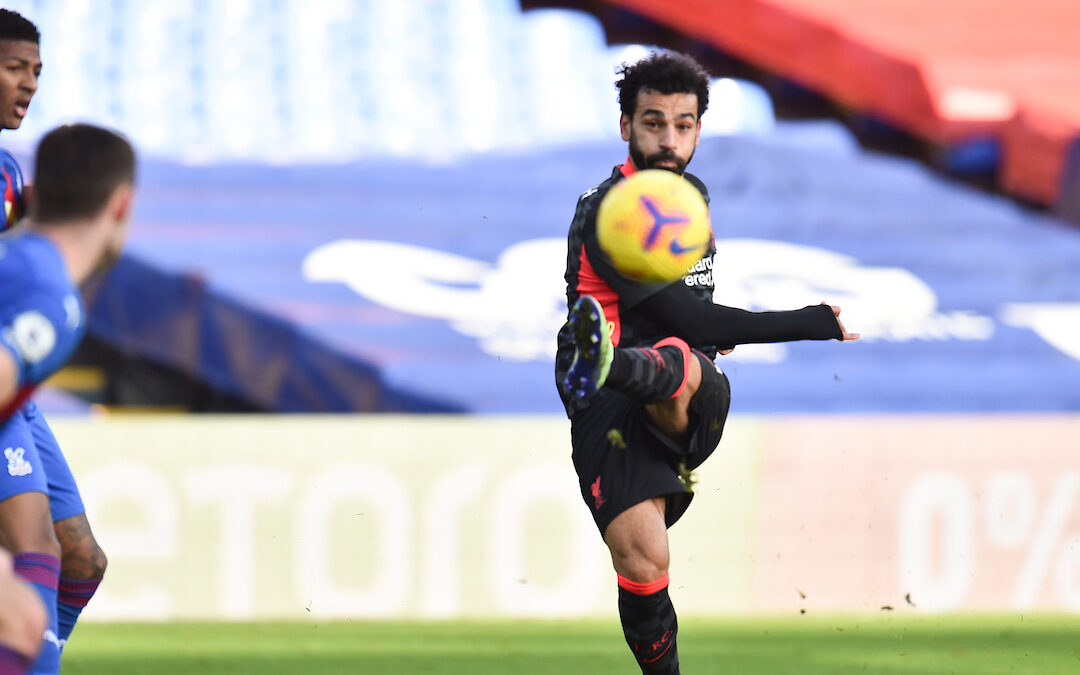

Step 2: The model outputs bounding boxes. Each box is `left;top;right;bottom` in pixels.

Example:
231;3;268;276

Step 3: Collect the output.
628;130;693;175
93;240;124;275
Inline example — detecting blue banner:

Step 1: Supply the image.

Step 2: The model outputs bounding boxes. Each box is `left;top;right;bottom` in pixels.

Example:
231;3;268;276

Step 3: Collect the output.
87;125;1080;413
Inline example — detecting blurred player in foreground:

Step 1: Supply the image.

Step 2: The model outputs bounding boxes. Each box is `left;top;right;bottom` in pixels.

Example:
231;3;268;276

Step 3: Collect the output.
0;11;116;674
555;51;858;674
0;11;117;674
0;123;135;674
0;11;47;674
0;547;46;674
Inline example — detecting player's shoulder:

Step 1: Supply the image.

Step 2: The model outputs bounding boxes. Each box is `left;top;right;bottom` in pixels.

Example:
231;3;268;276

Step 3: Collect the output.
576;167;623;207
0;233;47;271
682;171;711;205
571;169;622;235
0;235;36;281
0;234;73;298
0;234;84;390
0;241;84;348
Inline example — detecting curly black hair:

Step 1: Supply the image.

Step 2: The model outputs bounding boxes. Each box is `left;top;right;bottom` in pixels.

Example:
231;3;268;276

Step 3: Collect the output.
0;9;39;44
616;51;710;119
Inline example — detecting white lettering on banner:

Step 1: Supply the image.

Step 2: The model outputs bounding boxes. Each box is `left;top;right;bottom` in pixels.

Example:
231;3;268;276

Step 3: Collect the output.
302;237;1012;365
303;239;566;361
898;472;975;612
184;467;291;618
714;240;997;346
1010;473;1079;609
294;465;412;617
490;464;606;616
422;464;492;617
899;470;1080;612
1000;303;1080;362
76;453;606;620
79;463;178;619
58;416;1080;619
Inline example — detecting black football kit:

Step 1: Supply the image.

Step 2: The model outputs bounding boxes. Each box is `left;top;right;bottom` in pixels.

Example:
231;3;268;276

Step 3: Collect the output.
556;159;842;533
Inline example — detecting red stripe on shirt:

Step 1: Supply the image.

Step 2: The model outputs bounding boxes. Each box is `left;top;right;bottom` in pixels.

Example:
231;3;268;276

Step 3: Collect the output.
576;244;622;347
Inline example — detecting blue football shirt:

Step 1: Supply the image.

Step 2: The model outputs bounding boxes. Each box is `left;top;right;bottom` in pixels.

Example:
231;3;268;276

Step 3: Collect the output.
0;232;86;420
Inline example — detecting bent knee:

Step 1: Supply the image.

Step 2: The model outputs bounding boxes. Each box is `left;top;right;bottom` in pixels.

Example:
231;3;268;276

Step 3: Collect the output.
607;531;670;582
614;551;669;584
605;499;670;582
62;541;108;580
83;543;108;578
56;515;108;579
685;350;703;395
644;355;703;438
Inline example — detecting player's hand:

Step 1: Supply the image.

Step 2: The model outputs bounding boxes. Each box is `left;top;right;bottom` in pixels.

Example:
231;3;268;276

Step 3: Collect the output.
718;348;735;356
824;303;860;341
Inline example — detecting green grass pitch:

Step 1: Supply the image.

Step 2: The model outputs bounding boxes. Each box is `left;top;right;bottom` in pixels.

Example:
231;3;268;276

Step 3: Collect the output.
61;615;1080;674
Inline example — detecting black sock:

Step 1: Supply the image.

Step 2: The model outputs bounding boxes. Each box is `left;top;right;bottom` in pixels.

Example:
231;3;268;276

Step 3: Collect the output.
617;574;680;675
605;341;688;404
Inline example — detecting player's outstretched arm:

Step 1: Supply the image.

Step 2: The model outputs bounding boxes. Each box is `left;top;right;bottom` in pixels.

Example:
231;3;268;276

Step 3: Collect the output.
635;283;857;348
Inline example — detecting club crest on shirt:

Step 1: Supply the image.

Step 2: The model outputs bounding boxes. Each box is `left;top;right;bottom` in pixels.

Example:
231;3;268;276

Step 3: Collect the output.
5;446;32;477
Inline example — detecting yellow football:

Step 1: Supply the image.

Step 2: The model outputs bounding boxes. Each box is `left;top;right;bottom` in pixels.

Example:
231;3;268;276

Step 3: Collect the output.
596;169;712;283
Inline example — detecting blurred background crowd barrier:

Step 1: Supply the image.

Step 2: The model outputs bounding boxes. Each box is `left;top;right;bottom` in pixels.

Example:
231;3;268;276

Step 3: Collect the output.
2;0;1079;619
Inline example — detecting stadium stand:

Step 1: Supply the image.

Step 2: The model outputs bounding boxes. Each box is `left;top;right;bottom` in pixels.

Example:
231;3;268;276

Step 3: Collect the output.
575;0;1080;215
1;0;774;162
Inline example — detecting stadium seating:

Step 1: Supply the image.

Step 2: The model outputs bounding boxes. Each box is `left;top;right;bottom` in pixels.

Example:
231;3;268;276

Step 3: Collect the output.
588;0;1080;213
3;0;773;162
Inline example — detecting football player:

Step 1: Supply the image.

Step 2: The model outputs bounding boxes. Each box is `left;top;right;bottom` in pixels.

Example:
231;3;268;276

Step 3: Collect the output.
555;51;858;674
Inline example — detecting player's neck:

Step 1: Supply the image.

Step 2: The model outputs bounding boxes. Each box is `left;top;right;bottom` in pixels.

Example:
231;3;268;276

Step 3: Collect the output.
28;219;109;284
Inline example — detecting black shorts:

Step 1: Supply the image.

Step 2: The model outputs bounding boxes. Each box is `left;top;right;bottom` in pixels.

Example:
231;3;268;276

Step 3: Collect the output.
570;351;731;535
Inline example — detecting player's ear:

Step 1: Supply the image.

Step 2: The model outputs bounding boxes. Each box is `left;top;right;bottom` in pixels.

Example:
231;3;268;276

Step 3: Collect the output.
620;113;632;142
695;119;702;147
105;183;134;224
